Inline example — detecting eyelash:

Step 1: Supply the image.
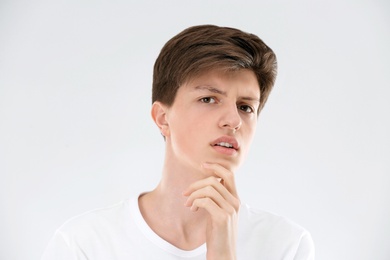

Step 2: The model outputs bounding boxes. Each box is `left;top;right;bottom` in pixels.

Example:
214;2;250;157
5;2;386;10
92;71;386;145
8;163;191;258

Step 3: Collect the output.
238;104;255;113
199;97;255;114
200;97;217;104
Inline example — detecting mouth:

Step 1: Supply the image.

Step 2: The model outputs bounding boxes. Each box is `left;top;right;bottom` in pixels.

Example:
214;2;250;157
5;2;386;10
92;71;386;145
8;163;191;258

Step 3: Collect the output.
214;142;235;149
211;136;239;151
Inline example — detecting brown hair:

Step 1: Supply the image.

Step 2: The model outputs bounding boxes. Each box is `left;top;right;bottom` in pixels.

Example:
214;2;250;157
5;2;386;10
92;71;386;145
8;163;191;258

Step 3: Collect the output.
152;24;277;112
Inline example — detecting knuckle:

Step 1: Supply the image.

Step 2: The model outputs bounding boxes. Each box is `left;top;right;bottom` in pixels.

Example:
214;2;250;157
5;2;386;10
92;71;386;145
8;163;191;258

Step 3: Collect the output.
226;206;237;216
217;211;234;225
210;178;219;186
204;197;213;204
217;212;230;224
198;197;210;207
192;199;201;208
207;176;217;183
232;198;240;211
222;213;229;222
205;185;214;194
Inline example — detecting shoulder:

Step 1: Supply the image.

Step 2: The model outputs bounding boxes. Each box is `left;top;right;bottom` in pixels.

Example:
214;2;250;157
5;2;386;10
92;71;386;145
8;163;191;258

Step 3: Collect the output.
238;203;315;259
56;200;128;239
239;203;307;234
42;200;131;259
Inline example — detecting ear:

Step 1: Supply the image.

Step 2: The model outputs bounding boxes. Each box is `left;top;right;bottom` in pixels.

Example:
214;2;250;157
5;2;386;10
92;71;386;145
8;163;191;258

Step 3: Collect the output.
151;101;170;137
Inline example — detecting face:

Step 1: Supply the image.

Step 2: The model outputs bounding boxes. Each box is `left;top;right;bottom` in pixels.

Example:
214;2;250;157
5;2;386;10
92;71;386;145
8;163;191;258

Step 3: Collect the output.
160;69;260;174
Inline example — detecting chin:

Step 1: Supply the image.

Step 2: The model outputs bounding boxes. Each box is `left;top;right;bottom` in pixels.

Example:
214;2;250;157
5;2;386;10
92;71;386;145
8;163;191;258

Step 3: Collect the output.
212;159;241;173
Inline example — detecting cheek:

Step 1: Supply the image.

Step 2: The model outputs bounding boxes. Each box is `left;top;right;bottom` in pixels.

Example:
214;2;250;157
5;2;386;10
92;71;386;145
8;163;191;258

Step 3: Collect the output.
242;121;257;146
174;110;206;134
170;124;205;165
170;115;203;146
175;115;209;153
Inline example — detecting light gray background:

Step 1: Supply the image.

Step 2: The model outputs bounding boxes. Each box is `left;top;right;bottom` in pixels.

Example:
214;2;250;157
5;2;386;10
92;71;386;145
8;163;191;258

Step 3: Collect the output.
1;0;389;259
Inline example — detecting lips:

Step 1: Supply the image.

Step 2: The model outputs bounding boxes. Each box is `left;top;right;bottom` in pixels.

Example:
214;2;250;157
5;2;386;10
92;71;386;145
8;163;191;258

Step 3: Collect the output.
211;136;239;150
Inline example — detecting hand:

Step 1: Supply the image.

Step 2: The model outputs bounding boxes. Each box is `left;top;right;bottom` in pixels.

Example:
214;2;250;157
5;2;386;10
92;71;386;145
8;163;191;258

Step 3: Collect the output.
183;163;240;260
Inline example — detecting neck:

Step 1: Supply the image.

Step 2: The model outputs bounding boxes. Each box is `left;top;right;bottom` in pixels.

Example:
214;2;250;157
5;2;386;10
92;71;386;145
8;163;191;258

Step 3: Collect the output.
138;154;208;250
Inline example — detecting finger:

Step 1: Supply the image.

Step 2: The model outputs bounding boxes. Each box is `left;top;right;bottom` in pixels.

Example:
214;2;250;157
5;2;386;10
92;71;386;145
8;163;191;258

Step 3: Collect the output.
183;177;240;212
202;163;239;198
190;197;222;215
183;177;233;203
182;176;221;195
191;197;238;226
185;185;231;211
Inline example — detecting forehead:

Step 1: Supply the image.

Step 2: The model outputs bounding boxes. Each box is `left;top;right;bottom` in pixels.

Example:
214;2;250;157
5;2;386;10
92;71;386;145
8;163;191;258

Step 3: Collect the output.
180;69;260;96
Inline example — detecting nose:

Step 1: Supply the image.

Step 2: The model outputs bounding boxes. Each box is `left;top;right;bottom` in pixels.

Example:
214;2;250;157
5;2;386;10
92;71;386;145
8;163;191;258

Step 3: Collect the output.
219;103;242;132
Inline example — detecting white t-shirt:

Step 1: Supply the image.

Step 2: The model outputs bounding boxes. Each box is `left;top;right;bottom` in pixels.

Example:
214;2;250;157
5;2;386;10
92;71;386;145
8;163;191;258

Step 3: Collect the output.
42;196;315;259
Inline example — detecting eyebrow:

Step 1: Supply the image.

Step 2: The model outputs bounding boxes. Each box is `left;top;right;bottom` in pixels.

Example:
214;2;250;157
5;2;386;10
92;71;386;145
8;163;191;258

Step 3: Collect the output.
241;96;261;103
194;85;227;96
194;85;260;103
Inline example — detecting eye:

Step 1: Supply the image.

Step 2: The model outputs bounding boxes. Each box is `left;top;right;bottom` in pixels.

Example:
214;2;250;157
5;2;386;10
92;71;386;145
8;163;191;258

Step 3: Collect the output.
200;97;217;104
238;104;254;113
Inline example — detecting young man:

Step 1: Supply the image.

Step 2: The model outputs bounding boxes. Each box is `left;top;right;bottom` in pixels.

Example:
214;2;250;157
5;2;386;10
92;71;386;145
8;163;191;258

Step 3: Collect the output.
42;25;315;259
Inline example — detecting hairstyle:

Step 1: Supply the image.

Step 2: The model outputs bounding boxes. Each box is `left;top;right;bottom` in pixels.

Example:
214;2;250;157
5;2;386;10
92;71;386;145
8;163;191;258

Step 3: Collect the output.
152;24;277;112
